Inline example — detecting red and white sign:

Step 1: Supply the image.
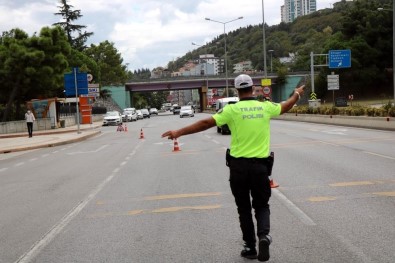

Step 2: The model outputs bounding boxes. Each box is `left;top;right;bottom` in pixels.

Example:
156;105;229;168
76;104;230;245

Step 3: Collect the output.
262;86;272;96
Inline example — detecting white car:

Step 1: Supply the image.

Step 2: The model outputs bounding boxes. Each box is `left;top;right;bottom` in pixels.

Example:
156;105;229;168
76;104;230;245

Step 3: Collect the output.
179;105;194;118
136;110;143;120
149;108;158;115
122;110;137;122
103;111;122;126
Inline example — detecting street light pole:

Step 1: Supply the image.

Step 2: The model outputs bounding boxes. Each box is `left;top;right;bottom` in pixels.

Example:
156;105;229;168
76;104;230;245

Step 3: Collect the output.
205;16;243;97
378;7;395;105
262;0;268;78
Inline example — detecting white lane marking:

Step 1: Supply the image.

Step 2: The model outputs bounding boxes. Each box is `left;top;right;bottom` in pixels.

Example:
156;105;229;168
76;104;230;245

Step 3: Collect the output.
322;128;347;135
15;173;116;263
67;145;109;155
363;151;395;160
15;140;144;263
15;162;24;167
0;168;8;173
154;141;174;146
317;140;339;147
212;140;220;144
29;158;38;162
120;161;127;166
272;189;316;226
205;135;212;139
52;151;59;154
41;154;49;158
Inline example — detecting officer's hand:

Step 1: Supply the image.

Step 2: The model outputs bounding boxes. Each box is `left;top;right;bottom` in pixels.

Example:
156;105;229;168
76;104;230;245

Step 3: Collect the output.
295;85;305;98
161;130;179;140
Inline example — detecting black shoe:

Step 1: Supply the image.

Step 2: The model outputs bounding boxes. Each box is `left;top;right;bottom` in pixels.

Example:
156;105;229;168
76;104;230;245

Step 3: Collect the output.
241;243;257;259
258;235;271;262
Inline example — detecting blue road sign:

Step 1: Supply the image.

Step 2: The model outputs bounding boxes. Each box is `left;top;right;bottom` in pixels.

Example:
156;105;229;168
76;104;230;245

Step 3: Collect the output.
64;68;88;97
329;49;351;69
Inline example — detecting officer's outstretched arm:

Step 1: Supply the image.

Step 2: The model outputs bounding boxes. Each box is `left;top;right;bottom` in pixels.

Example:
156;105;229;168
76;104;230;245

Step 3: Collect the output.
280;85;305;114
162;117;217;139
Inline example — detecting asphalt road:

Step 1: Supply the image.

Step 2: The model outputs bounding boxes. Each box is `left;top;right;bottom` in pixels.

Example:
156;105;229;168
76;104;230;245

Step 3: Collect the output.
1;112;394;263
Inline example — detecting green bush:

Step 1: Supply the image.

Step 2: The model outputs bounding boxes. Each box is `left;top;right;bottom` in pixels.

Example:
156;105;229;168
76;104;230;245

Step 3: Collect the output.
288;103;395;117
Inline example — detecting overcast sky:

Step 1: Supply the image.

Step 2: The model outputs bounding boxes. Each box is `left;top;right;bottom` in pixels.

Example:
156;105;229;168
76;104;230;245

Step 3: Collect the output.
0;0;334;71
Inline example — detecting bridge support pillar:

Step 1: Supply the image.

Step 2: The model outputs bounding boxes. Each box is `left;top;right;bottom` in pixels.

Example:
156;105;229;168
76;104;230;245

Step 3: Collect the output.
199;86;208;112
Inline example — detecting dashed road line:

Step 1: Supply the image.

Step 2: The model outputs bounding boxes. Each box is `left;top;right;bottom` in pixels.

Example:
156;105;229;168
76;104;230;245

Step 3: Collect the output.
363;151;395;160
15;140;144;263
308;196;337;202
330;181;375;187
151;205;221;213
144;192;221;201
371;192;395;197
86;204;222;219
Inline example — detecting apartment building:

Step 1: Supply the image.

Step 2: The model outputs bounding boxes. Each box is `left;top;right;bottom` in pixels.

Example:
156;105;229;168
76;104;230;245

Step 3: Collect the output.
281;0;317;23
233;61;253;74
198;54;224;76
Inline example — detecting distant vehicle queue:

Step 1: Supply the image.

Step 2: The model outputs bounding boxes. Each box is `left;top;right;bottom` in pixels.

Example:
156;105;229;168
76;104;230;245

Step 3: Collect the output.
102;103;200;126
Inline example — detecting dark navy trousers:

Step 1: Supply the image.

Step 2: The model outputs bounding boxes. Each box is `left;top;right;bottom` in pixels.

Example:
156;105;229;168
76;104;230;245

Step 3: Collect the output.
229;158;271;246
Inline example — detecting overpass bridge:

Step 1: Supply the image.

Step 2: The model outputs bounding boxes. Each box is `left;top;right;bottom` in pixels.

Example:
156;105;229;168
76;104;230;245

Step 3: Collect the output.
124;73;308;110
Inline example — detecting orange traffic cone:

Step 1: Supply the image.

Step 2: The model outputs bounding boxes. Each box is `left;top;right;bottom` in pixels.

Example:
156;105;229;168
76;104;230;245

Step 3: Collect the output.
124;124;128;132
269;177;279;188
139;128;145;139
173;138;181;152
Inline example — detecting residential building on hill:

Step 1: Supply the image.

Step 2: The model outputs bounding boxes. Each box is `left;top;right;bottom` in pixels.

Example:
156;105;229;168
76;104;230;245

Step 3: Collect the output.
281;0;317;23
233;61;253;74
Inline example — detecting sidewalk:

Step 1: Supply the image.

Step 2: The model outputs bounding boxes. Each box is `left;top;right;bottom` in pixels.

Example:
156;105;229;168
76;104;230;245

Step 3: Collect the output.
0;122;102;154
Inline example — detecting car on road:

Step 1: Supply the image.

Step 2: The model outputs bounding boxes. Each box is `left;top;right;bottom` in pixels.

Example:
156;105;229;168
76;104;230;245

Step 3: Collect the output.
136;110;143;120
173;105;181;115
122;109;137;122
215;97;239;135
141;109;150;118
103;111;122;126
179;105;194;118
149;108;158;115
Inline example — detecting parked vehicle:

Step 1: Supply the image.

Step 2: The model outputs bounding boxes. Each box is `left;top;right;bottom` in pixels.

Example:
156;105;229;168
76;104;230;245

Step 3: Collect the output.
141;109;150;118
179;105;194;118
173;105;181;115
149;108;158;115
103;111;122;126
122;110;137;122
136;110;143;120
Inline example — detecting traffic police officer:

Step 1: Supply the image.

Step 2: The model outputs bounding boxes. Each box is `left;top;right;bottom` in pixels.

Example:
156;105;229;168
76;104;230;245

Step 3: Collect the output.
162;74;305;261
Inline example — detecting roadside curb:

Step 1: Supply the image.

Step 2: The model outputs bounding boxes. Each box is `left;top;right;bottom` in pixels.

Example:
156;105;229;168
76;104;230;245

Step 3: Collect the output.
274;114;395;131
0;124;102;139
1;130;101;154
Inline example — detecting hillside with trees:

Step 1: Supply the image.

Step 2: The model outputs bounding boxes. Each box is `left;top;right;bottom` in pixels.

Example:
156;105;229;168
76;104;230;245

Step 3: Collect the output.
168;0;393;102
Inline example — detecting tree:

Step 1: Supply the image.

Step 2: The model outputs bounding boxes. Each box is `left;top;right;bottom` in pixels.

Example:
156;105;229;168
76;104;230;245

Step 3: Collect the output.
53;0;93;51
84;41;128;85
0;27;70;121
